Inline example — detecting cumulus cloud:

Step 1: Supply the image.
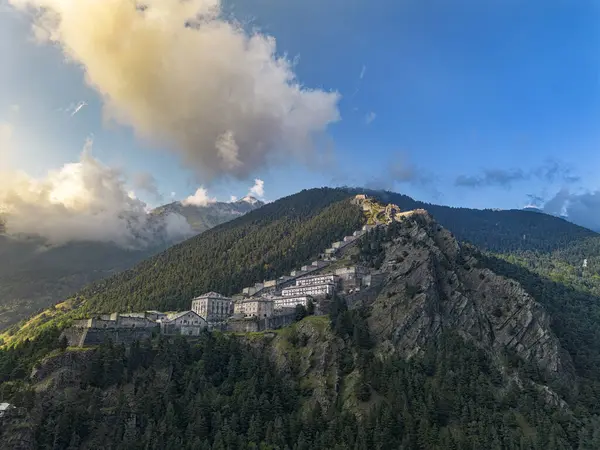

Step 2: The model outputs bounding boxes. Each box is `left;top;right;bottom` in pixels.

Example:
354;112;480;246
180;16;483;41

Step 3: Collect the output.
229;195;238;202
0;138;192;247
248;178;265;198
181;187;216;206
10;0;341;180
365;112;376;125
455;160;580;188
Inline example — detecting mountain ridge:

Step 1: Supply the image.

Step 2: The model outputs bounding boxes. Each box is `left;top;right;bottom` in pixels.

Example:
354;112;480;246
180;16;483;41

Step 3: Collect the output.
0;198;264;330
3;198;600;448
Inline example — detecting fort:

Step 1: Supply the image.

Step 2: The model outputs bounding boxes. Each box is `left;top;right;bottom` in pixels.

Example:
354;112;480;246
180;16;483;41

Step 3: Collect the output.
61;195;391;347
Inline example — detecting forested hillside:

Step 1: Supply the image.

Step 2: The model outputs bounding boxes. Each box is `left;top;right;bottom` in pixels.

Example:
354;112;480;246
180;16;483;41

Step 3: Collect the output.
76;188;363;313
0;199;263;331
3;191;600;448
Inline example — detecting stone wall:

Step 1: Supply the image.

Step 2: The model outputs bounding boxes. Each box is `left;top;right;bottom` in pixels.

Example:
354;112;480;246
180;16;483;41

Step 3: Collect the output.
227;313;296;333
61;326;158;347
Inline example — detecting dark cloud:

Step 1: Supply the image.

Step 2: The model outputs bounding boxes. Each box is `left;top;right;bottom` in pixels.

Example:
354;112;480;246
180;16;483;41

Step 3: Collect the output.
455;169;526;188
533;160;580;184
364;154;441;199
541;188;600;231
526;193;545;207
133;172;163;201
365;155;433;189
455;160;580;189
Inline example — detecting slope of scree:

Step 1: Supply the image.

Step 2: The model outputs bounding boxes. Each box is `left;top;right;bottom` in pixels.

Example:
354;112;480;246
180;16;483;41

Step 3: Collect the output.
77;188;363;313
360;210;574;383
0;199;262;331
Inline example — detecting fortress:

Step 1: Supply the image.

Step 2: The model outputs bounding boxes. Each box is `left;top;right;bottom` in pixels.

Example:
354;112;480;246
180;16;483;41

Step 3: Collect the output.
62;195;394;345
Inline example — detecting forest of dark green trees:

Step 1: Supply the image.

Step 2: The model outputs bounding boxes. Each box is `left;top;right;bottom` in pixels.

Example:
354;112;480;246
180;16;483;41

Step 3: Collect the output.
74;188;364;313
3;314;599;449
4;187;600;448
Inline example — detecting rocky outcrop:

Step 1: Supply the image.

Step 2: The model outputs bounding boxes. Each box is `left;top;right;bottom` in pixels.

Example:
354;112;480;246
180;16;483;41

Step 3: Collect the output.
368;210;574;380
31;348;96;391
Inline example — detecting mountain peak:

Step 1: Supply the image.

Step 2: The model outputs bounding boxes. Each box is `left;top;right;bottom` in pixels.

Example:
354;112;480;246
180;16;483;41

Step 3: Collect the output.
238;195;260;205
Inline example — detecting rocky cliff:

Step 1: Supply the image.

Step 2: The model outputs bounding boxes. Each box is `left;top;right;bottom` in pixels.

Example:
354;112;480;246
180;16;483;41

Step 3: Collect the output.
366;210;574;380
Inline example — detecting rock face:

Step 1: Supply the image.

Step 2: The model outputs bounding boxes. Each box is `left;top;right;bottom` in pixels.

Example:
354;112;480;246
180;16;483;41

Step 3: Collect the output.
368;210;573;379
31;349;97;391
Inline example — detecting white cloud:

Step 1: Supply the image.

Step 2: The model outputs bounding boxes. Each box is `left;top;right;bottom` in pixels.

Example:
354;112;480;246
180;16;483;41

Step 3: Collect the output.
181;187;216;207
229;195;238;202
248;178;265;198
359;65;366;80
0;138;192;247
70;100;87;117
11;0;341;180
365;111;377;125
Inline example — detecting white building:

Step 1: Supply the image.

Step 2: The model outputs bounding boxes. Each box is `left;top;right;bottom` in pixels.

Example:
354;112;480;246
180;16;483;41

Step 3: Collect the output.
281;283;336;298
191;292;233;322
234;298;274;318
296;273;338;287
160;311;207;336
271;295;314;311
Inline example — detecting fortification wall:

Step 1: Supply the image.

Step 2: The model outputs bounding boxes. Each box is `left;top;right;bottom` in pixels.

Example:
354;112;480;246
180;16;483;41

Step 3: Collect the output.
62;326;159;347
82;327;158;346
227;313;296;333
61;327;88;347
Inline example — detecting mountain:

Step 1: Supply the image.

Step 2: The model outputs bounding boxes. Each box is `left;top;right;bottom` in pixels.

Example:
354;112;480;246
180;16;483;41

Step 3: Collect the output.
151;196;264;234
0;199;263;330
3;200;600;448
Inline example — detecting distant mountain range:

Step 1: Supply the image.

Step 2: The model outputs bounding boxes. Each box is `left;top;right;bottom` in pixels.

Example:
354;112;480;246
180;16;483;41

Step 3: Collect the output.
0;197;264;330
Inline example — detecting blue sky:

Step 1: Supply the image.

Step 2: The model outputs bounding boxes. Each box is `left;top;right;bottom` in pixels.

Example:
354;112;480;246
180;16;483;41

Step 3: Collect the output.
1;0;599;216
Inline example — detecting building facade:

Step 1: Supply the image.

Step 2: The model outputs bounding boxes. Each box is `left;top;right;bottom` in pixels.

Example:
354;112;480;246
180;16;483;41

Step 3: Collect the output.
281;283;336;298
160;311;207;336
271;295;314;311
234;298;274;318
191;292;233;322
296;274;338;287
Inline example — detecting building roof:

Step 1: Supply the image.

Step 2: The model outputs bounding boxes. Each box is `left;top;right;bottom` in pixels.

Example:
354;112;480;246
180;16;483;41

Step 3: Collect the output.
194;291;231;300
165;310;205;322
297;273;338;281
270;294;314;301
283;282;335;290
239;298;274;304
